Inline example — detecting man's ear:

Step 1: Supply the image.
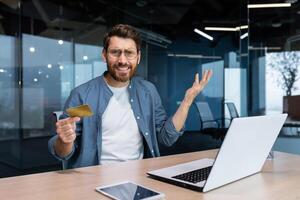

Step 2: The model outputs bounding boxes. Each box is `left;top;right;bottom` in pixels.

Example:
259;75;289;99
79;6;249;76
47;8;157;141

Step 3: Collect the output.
102;49;107;63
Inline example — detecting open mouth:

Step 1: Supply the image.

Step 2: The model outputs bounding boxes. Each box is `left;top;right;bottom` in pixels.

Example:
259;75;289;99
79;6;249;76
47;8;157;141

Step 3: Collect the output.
115;66;131;75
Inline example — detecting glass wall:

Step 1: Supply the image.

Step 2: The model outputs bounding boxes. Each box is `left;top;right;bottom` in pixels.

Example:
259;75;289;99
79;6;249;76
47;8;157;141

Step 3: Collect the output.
249;0;300;116
249;1;300;142
0;0;272;177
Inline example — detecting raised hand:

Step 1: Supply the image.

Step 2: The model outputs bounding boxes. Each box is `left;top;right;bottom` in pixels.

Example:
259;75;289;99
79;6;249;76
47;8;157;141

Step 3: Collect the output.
183;70;213;106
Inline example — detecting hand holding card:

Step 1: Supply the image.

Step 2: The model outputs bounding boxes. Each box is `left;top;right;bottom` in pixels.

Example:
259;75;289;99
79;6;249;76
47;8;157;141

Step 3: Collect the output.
66;104;93;117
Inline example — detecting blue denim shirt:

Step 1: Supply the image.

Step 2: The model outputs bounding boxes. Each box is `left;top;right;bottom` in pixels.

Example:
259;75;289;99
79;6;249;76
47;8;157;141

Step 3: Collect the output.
48;73;184;169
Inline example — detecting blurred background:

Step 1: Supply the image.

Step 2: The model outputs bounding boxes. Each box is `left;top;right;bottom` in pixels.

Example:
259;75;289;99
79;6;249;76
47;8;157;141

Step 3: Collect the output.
0;0;300;177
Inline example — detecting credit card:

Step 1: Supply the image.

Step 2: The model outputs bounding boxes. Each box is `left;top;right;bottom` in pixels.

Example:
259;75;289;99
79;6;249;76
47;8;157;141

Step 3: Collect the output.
66;104;93;117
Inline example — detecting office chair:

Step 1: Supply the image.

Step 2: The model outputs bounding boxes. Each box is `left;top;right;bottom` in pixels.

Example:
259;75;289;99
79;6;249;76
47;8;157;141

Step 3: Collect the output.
225;102;239;122
53;111;63;121
52;111;68;170
194;101;227;140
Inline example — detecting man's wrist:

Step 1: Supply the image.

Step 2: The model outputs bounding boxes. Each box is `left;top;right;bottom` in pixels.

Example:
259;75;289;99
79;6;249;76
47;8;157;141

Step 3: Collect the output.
181;98;193;108
55;137;74;156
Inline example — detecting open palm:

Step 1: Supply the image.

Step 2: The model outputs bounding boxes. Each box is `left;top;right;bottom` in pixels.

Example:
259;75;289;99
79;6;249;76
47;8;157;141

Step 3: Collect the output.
184;70;213;105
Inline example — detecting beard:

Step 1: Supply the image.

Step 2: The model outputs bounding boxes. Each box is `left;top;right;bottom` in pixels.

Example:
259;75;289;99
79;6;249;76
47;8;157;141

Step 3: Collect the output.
107;62;137;82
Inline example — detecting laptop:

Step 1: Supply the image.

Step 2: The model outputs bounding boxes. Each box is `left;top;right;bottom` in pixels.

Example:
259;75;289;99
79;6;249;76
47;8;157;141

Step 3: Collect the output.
147;114;287;192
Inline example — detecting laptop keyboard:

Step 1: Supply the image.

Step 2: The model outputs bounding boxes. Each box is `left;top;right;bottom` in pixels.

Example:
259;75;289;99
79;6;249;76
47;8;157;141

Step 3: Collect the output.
172;166;212;183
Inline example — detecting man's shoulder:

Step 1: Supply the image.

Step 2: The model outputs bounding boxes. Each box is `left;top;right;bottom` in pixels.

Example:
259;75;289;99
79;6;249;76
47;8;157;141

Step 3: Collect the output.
72;76;103;94
132;76;156;91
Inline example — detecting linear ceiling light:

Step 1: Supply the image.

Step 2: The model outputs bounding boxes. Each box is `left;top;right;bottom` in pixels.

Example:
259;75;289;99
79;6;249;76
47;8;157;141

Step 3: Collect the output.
167;53;222;59
240;32;248;39
247;3;291;9
194;28;214;41
205;27;238;31
204;25;249;32
240;25;248;29
248;46;281;50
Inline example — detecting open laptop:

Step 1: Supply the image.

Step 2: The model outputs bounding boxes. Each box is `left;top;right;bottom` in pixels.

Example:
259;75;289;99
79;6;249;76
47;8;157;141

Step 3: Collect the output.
147;114;287;192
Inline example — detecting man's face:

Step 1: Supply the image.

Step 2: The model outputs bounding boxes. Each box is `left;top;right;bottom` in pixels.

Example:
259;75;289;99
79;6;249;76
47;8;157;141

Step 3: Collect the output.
102;36;140;82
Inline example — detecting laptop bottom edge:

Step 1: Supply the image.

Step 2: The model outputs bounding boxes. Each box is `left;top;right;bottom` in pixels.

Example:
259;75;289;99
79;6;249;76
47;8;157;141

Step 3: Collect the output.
147;173;204;192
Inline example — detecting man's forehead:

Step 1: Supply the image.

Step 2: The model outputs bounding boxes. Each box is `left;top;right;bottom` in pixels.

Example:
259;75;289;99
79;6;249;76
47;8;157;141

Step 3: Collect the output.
108;36;137;49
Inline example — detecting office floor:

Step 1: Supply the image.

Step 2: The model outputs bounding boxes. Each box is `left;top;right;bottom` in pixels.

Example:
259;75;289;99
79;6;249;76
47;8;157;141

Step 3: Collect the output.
0;131;221;178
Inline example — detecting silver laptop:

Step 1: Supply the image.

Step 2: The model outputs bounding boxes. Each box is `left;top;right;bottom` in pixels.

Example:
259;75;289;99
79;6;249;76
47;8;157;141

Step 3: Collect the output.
147;114;287;192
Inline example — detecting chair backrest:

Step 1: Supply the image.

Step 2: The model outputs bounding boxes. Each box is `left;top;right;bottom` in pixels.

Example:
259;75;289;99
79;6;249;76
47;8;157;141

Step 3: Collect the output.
194;101;219;129
52;111;68;170
225;102;239;120
53;111;63;121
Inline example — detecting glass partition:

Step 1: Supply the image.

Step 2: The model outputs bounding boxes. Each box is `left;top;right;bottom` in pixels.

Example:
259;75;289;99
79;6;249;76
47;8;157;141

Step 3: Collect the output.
0;0;254;176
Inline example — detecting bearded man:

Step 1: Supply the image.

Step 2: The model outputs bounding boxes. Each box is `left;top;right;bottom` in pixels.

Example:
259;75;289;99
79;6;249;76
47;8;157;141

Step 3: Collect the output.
48;24;212;169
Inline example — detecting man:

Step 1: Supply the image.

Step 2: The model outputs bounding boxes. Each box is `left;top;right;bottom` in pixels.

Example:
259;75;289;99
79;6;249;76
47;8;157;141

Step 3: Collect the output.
48;24;212;169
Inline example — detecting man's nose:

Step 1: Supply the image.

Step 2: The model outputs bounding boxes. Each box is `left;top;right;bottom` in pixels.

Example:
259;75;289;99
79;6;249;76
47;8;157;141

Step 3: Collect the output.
118;52;128;64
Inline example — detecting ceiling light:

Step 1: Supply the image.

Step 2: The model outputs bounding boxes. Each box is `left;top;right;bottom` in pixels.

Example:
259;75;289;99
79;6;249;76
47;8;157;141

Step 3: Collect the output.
58;40;64;45
47;64;52;69
205;27;238;31
29;47;35;52
194;28;214;41
248;46;281;50
240;32;248;39
59;65;64;70
205;25;248;32
167;53;222;59
247;3;291;9
33;78;38;82
240;25;248;29
83;56;88;60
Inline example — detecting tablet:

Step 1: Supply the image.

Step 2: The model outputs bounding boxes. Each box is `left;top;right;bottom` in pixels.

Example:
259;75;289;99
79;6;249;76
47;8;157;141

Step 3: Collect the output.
95;181;165;200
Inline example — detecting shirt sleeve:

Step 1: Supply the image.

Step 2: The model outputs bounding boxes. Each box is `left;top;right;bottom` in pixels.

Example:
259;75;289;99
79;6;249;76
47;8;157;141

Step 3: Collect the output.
152;85;184;147
48;135;76;161
48;89;83;161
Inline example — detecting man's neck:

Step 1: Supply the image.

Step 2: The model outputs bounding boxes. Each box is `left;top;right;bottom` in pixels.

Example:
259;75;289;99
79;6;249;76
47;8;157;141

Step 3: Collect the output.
104;73;129;88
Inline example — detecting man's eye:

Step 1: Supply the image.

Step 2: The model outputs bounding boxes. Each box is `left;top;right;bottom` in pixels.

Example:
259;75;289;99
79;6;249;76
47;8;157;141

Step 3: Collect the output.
111;50;120;54
126;51;134;56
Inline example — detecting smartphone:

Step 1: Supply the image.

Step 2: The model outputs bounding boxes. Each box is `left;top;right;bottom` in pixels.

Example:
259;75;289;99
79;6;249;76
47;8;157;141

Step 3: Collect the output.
95;181;165;200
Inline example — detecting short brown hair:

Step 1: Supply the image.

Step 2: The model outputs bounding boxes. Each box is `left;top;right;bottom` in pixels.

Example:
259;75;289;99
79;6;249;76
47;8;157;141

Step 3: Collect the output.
103;24;141;51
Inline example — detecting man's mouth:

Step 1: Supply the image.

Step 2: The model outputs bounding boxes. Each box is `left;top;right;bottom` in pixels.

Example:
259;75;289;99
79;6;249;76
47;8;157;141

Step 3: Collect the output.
115;66;131;73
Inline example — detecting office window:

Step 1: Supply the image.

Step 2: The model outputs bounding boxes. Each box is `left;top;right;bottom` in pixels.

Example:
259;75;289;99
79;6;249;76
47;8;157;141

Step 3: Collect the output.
22;34;73;137
266;51;300;114
0;35;19;139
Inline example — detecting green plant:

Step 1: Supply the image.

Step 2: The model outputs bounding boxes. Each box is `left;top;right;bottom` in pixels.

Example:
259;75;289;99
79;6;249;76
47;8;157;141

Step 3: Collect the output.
267;51;300;96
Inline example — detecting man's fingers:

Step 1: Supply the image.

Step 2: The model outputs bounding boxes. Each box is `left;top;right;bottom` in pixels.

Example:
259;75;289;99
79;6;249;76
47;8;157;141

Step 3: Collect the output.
194;73;199;84
59;132;76;143
201;69;213;84
56;117;80;127
56;116;79;144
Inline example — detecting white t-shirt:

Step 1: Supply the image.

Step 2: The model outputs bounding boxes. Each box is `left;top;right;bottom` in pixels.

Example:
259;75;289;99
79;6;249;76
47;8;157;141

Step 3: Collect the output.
100;84;144;165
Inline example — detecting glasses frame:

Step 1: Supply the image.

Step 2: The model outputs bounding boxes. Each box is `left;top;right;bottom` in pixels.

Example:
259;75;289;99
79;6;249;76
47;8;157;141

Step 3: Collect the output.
107;48;139;60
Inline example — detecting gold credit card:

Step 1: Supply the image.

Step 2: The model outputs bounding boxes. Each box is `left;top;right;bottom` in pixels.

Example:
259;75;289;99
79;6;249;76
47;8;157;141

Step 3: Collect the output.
66;104;93;117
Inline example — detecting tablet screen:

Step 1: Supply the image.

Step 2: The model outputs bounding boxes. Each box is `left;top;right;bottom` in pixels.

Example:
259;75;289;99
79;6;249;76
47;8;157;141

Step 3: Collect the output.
97;182;162;200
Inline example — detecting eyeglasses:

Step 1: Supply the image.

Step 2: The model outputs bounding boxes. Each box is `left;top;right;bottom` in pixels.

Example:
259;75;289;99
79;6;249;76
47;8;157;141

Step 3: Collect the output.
107;48;138;60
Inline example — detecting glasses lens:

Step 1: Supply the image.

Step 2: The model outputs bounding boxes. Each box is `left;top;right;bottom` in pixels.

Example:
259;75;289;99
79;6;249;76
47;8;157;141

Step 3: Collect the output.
125;50;137;59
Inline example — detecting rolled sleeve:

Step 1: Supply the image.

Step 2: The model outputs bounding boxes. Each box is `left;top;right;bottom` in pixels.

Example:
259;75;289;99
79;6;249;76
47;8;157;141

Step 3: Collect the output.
165;117;185;136
48;135;75;161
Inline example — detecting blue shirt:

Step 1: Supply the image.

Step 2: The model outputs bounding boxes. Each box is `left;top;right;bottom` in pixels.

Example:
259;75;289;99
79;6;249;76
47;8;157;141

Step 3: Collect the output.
48;73;183;169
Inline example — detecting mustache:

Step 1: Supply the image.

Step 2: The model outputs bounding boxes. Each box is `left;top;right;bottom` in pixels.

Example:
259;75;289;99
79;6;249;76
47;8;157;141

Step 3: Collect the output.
113;64;132;69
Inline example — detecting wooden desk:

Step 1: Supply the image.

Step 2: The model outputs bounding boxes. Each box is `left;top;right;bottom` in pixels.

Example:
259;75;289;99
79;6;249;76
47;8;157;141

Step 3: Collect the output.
0;150;300;200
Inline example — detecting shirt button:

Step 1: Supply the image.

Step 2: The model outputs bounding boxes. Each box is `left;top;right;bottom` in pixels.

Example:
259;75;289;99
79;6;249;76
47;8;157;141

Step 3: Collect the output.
129;85;132;89
151;150;154;153
136;116;140;120
145;132;149;136
130;99;133;102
